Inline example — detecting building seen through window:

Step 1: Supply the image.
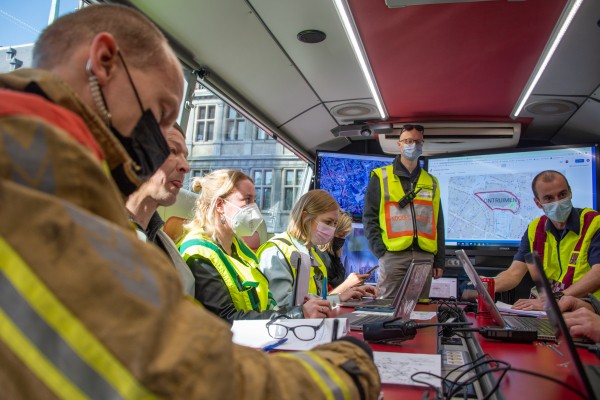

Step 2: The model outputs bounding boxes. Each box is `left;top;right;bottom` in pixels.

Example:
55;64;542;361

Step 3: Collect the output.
183;82;310;234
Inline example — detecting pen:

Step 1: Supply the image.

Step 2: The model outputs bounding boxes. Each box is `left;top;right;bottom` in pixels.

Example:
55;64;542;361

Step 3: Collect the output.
262;338;288;352
322;277;328;300
331;318;339;341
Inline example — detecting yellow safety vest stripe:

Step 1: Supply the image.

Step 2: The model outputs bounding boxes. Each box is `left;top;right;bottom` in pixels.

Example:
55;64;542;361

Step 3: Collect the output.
527;209;600;297
259;233;328;297
180;234;272;311
0;237;156;400
0;308;87;400
374;165;440;253
278;352;351;400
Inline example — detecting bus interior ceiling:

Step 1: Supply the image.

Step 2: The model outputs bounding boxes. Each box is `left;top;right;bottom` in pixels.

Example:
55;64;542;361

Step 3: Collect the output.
115;0;600;160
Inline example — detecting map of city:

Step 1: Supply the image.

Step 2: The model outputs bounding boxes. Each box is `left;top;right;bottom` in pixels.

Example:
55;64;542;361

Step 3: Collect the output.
318;157;392;218
446;173;546;242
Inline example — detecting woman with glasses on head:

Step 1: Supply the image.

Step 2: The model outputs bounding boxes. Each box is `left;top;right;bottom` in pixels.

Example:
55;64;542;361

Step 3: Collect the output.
258;190;376;315
178;169;330;323
363;124;446;300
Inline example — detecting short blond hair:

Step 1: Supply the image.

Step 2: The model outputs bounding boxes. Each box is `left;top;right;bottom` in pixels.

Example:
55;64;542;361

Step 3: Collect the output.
287;190;339;245
185;169;252;239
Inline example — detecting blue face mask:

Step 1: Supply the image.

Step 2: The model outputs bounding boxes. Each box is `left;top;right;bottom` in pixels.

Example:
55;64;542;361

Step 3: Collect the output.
402;144;423;161
541;196;572;223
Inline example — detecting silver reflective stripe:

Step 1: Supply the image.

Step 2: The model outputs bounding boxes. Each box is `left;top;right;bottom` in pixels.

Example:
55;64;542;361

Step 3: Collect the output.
0;272;122;399
381;167;390;202
65;204;160;307
3;125;56;194
292;353;347;400
414;204;433;235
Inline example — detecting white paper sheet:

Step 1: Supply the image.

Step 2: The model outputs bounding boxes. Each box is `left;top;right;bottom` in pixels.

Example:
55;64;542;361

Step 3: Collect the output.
231;318;348;351
496;301;547;317
373;352;441;387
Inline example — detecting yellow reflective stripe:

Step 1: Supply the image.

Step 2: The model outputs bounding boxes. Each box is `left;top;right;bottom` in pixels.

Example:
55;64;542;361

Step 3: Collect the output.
302;352;352;400
0;308;88;400
278;352;351;400
278;353;334;400
0;237;156;400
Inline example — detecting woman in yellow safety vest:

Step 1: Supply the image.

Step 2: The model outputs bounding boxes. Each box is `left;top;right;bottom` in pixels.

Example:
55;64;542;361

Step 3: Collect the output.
179;169;331;322
257;190;377;310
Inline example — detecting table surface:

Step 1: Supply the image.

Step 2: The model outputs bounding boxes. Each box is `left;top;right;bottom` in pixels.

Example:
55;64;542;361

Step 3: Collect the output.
337;305;600;399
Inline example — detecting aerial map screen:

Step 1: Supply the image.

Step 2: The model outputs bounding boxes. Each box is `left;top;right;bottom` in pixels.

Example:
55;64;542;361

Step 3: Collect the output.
426;145;598;249
316;151;394;219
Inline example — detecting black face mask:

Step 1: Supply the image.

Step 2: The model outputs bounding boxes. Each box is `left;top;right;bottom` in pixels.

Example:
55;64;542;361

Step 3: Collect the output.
110;110;170;181
332;237;346;252
109;52;170;182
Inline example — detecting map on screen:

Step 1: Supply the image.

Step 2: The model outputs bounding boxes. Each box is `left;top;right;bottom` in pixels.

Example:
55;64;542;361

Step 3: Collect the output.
427;145;597;248
316;151;394;219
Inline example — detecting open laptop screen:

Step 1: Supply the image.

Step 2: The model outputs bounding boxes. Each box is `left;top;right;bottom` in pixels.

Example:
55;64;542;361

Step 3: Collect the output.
455;249;506;328
394;259;432;320
525;251;595;399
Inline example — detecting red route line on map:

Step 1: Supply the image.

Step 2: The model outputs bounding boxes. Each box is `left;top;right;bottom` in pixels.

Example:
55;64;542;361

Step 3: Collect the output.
473;190;520;214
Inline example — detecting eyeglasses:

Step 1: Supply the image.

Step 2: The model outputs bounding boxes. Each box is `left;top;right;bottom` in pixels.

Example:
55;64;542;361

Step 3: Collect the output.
399;138;425;146
266;315;325;341
401;124;424;133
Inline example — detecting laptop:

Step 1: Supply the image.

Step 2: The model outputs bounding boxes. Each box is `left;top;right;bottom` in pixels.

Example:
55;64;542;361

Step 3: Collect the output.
455;249;556;341
525;251;600;399
339;294;395;309
340;267;405;310
345;259;433;331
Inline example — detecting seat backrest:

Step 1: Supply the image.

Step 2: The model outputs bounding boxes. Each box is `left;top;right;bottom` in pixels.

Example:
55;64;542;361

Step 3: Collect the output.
163;216;187;244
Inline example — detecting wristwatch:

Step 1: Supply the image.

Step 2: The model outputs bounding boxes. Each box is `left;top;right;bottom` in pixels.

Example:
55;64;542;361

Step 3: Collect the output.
553;291;565;301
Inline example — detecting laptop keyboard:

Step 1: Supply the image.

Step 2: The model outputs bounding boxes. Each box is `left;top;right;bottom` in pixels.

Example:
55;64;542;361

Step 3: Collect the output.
503;316;555;340
350;313;393;328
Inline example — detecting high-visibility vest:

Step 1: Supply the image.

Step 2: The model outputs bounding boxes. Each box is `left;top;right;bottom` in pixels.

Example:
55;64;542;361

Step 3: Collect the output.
179;232;276;312
528;208;600;297
372;165;440;253
257;233;328;297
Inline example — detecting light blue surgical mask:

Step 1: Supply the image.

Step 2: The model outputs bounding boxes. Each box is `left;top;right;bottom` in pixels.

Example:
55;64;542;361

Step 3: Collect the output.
541;196;572;223
402;144;423;161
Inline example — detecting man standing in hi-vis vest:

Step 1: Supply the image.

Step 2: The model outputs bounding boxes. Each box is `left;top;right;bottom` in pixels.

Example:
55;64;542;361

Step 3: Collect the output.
495;170;600;311
363;124;445;299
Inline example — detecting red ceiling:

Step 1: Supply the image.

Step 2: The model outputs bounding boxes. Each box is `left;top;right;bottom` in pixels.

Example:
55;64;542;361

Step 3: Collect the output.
348;0;567;123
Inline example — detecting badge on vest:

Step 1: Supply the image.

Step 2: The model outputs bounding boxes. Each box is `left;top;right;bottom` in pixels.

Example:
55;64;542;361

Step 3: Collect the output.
419;189;433;199
570;252;579;265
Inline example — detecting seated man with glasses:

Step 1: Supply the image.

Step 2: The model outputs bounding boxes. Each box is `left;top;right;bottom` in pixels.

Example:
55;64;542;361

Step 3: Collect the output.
363;124;445;300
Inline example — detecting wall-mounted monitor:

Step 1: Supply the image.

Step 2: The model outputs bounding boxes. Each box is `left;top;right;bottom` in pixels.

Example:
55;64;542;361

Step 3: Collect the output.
425;145;598;257
316;151;395;220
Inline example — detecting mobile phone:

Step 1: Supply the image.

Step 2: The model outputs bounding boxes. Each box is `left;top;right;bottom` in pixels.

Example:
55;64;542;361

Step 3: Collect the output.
365;265;379;276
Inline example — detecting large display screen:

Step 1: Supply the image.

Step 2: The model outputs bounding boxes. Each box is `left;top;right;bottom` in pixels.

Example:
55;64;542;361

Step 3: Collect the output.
316;151;394;219
426;145;598;255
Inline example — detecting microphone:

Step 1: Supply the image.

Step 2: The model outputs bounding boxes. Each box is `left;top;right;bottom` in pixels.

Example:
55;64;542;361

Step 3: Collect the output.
362;318;472;343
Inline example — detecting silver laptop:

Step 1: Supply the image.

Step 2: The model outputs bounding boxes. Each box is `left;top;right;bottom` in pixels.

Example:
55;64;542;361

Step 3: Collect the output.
346;259;433;331
455;249;555;341
525;251;600;399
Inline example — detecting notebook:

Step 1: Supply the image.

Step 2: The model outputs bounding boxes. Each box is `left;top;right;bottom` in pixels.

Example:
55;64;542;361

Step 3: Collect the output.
525;251;600;399
345;259;433;331
455;249;555;341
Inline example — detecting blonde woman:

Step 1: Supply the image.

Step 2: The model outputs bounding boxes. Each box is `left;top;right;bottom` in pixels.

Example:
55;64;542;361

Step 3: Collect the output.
258;190;376;309
178;169;330;322
316;212;374;294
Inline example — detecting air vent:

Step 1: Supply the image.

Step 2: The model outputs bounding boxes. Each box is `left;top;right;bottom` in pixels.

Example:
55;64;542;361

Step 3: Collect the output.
385;0;495;7
331;102;378;122
378;122;521;156
525;100;577;116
